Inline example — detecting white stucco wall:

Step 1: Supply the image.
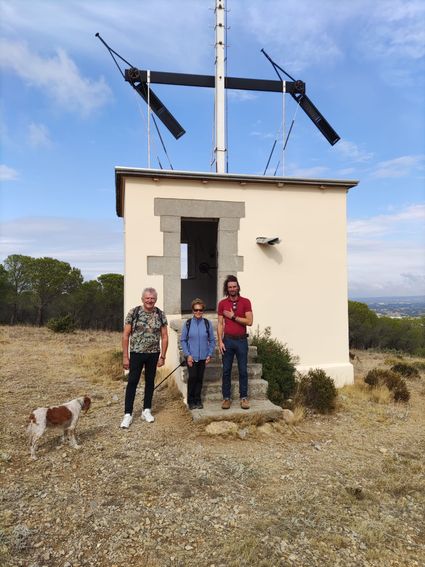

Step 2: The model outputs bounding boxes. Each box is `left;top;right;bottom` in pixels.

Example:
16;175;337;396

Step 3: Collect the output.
120;171;356;386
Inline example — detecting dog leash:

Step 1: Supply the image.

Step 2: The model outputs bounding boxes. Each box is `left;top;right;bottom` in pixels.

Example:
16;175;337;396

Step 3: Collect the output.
154;359;186;391
83;360;186;413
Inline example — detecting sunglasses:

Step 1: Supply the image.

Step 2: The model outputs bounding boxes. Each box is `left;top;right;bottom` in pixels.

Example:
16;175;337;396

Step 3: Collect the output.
193;308;204;312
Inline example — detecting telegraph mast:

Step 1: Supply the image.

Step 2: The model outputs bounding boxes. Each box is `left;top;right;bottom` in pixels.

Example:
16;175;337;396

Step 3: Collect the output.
214;0;227;173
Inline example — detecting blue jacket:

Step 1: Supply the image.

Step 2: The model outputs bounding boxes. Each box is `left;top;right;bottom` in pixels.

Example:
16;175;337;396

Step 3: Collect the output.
180;317;216;361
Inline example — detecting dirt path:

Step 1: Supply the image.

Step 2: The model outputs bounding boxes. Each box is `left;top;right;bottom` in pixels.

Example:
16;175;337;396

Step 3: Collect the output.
1;326;424;567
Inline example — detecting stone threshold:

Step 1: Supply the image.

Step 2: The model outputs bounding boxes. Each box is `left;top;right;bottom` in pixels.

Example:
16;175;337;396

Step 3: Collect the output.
187;399;283;424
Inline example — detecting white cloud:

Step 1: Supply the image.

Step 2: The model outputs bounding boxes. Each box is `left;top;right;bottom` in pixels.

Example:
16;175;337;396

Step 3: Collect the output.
232;0;424;78
0;40;112;116
0;164;18;180
335;140;373;163
228;91;257;102
370;155;425;178
361;0;425;60
240;1;344;72
400;272;425;287
0;217;123;280
287;165;329;178
0;1;211;72
349;242;425;296
348;204;425;237
250;131;275;140
1;1;423;77
348;203;425;296
27;122;52;148
336;167;357;176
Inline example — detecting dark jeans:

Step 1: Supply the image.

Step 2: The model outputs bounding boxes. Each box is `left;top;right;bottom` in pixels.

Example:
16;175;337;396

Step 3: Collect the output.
124;352;160;414
187;360;206;405
222;337;248;399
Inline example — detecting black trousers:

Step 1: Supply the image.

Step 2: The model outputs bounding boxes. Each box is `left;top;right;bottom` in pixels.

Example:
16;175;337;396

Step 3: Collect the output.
124;352;159;414
187;360;206;405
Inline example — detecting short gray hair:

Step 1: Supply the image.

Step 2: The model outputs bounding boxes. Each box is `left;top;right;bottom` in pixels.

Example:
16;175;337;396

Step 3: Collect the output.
142;287;158;299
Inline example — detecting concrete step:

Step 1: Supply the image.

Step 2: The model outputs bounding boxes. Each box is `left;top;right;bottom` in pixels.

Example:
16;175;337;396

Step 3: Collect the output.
188;399;283;424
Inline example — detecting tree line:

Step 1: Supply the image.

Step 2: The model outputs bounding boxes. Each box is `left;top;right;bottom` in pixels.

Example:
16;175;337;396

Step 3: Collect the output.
0;255;123;331
348;301;424;357
1;255;424;355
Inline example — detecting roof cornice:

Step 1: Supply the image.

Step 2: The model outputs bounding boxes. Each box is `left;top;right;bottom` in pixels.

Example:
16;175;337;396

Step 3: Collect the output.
115;167;358;217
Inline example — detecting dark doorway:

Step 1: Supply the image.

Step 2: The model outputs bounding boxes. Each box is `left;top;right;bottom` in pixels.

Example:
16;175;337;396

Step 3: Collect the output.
181;219;218;313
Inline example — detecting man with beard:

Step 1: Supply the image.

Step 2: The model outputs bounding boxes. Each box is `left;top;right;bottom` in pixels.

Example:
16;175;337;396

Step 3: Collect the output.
217;275;253;410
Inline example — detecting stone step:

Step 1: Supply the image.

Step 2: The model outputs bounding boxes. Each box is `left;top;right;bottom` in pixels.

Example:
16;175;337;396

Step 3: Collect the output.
188;399;283;424
201;378;269;401
179;346;258;363
182;363;262;382
208;346;258;363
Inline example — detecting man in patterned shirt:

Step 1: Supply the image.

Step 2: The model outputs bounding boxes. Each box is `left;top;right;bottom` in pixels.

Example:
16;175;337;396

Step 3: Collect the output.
120;287;168;429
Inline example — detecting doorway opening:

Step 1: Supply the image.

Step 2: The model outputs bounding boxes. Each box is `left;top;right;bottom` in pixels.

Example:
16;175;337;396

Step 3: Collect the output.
181;218;218;313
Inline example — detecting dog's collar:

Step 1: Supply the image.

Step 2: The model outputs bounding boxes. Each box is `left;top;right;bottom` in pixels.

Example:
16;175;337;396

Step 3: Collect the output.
77;398;84;408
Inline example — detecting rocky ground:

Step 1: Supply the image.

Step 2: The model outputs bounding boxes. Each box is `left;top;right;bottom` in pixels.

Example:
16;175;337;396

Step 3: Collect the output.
0;325;424;567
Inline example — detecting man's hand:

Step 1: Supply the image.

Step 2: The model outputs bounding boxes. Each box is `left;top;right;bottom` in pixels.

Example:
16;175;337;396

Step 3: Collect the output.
157;357;165;368
219;341;226;354
123;355;130;370
223;310;233;319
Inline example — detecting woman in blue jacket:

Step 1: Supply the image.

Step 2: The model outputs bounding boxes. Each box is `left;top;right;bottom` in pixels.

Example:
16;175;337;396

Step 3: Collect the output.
180;298;216;410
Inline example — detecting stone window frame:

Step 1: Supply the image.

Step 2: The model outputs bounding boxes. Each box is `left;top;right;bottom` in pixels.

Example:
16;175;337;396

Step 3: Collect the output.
147;198;245;313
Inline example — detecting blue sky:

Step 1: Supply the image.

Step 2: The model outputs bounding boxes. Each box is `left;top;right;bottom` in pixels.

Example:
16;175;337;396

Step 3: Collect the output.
1;0;424;297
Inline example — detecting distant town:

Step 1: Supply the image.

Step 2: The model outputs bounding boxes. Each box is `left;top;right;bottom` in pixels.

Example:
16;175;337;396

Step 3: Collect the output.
351;296;425;318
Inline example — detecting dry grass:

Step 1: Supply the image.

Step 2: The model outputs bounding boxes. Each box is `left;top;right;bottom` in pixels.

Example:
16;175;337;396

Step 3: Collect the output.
77;348;125;384
291;404;306;424
1;329;424;567
341;382;393;405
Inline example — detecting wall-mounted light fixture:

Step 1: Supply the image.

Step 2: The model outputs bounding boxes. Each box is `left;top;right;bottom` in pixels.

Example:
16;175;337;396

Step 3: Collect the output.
256;236;281;245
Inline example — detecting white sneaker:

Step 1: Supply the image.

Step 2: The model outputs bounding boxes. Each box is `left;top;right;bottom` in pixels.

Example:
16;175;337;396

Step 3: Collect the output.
141;408;155;423
120;413;133;428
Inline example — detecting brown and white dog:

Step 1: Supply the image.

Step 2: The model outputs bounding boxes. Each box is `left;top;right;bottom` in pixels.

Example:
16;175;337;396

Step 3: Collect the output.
27;396;91;460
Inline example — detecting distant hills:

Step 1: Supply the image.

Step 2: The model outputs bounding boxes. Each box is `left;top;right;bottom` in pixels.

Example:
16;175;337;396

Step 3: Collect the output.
350;296;425;318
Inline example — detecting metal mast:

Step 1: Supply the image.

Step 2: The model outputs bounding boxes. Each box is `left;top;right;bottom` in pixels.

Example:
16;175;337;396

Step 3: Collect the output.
214;0;227;173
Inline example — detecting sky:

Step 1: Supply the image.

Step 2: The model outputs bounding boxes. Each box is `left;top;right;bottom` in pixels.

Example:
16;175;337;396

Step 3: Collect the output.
0;0;424;298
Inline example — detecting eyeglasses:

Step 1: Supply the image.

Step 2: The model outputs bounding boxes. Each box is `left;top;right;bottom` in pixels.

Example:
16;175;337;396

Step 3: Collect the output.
193;308;204;312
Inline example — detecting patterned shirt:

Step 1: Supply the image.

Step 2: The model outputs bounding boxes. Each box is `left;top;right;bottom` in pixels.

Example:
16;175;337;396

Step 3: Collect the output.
125;306;168;353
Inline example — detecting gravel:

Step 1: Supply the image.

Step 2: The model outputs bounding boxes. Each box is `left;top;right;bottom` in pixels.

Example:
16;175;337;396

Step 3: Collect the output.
0;326;424;567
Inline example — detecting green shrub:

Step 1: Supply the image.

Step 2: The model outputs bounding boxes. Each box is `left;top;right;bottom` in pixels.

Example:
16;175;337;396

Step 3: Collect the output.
364;368;391;388
392;380;410;402
295;368;337;414
251;327;297;405
47;314;76;333
412;360;425;371
364;368;410;403
390;362;420;379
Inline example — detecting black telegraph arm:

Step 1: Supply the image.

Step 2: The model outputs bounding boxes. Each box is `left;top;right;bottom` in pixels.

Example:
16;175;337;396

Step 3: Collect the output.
128;78;186;140
125;68;306;95
96;33;185;140
126;66;340;145
97;33;339;146
260;48;340;146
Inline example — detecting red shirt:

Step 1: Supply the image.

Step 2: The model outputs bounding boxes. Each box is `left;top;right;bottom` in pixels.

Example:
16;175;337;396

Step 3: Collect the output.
218;296;252;335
